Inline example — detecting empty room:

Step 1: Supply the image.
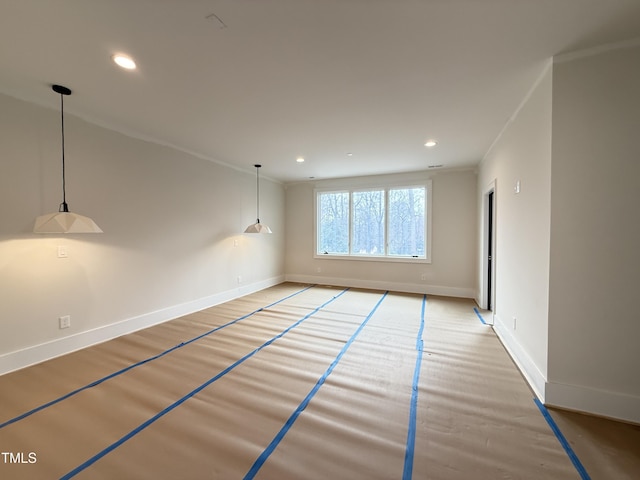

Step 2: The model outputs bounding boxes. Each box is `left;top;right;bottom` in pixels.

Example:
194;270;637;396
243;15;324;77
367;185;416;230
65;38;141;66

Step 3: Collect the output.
1;1;639;479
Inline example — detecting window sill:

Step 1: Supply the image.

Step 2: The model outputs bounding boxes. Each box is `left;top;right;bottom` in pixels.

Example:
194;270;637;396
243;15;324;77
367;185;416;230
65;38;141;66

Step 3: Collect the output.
313;254;431;264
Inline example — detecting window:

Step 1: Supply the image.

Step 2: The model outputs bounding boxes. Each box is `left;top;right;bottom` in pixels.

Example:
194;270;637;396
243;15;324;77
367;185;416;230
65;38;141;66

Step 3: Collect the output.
388;187;425;257
316;182;431;262
317;191;349;254
352;190;385;255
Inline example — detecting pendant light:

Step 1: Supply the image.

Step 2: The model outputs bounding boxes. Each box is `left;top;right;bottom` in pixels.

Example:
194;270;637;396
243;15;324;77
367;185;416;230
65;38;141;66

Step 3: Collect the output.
244;164;272;233
34;85;102;233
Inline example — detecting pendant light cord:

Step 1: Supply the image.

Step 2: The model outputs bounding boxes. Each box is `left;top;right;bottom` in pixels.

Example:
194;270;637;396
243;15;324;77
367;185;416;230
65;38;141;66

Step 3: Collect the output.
59;92;69;212
256;165;260;223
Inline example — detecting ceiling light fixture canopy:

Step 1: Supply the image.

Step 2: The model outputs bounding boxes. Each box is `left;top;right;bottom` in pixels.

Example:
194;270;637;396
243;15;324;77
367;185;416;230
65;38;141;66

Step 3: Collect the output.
33;85;102;234
244;164;272;234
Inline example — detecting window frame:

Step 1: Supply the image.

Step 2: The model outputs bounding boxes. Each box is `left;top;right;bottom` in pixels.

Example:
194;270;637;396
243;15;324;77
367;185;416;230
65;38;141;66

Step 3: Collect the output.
314;180;432;264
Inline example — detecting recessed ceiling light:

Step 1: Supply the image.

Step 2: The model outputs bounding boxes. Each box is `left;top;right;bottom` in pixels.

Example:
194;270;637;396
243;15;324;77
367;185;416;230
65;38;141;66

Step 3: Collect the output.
112;54;137;70
424;140;438;147
296;157;305;163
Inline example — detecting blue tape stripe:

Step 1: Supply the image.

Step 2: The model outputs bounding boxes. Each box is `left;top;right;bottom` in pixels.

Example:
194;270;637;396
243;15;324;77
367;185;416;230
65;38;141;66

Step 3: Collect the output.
473;307;488;325
60;287;349;480
243;291;389;480
402;294;426;480
0;284;316;431
534;398;591;480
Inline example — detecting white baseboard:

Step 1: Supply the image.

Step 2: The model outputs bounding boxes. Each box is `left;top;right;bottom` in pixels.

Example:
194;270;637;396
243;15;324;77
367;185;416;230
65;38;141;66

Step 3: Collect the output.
546;381;640;425
492;315;547;401
284;274;474;298
0;275;285;376
492;316;640;425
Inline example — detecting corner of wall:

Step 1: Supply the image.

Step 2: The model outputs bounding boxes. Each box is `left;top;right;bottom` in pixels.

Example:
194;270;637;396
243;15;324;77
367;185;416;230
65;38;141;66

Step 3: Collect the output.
545;382;640;425
492;316;547;401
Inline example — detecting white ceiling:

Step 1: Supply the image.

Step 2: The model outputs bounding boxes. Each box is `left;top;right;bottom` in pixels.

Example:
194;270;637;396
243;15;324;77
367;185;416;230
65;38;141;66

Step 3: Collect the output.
1;1;640;183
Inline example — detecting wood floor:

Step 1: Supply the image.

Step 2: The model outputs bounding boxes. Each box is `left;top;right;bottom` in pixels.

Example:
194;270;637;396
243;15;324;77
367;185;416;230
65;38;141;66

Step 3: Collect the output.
0;283;638;479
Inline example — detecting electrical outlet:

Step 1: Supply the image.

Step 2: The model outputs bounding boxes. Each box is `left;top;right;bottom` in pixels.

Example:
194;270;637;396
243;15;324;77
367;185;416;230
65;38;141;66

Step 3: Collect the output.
421;273;427;281
512;316;517;330
59;315;71;329
316;267;322;273
237;275;242;284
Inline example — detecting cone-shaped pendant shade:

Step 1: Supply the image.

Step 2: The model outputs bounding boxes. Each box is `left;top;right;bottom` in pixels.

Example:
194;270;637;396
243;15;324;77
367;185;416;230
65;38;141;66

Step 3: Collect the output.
244;164;272;234
34;211;103;233
34;85;102;234
244;221;272;234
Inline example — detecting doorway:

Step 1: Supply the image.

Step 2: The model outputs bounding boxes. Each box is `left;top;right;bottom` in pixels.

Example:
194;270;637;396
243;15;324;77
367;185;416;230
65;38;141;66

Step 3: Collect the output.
482;181;496;321
487;190;494;311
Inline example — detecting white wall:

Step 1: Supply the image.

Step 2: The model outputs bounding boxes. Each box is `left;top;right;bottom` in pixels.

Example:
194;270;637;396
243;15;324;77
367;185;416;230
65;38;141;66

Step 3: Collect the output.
285;169;477;297
478;43;640;424
477;64;553;398
0;93;285;374
547;44;640;422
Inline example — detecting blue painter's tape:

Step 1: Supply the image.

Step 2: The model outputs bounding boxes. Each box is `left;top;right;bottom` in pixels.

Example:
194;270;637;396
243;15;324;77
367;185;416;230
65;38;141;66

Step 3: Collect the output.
0;284;316;431
473;307;488;325
534;398;591;480
402;294;427;480
243;291;389;480
60;287;349;479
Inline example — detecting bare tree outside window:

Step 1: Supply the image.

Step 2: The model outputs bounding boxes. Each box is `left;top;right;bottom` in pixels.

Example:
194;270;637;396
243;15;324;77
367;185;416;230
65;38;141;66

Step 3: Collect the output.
318;191;349;254
388;187;425;256
352;190;385;255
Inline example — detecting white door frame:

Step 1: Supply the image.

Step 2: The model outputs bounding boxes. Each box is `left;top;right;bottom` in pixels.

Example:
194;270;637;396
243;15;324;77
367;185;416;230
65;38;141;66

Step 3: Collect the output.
480;180;496;321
